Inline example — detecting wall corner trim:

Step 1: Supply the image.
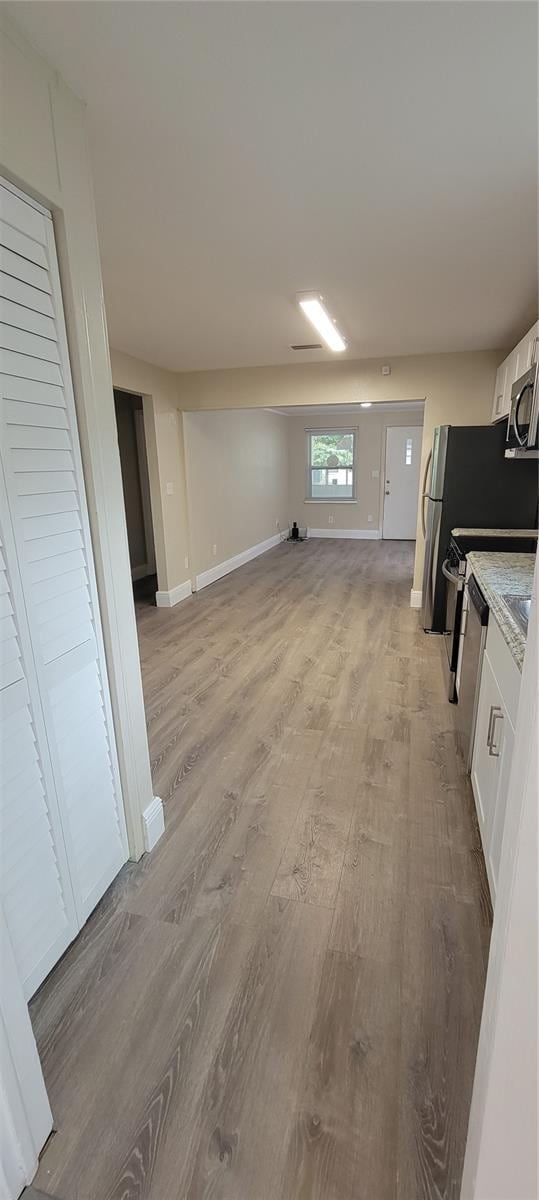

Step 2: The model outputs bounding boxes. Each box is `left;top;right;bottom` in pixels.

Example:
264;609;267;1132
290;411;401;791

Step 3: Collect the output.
307;528;382;540
195;533;281;591
142;796;165;852
410;589;422;609
155;579;192;608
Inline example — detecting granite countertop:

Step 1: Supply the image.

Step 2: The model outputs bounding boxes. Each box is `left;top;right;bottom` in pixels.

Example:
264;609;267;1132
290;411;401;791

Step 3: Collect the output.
452;527;538;538
466;551;535;671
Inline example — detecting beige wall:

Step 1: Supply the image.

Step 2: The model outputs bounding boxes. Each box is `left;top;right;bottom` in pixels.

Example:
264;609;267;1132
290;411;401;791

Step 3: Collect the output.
183;408;289;579
0;13;154;859
178;351;501;590
288;407;424;534
110;349;190;595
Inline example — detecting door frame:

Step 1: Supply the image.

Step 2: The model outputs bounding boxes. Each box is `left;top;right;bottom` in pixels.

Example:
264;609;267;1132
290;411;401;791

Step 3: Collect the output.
382;424;423;540
134;407;156;579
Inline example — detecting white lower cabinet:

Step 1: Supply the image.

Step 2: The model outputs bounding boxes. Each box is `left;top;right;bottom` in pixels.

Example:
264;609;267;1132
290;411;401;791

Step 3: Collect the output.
471;618;520;902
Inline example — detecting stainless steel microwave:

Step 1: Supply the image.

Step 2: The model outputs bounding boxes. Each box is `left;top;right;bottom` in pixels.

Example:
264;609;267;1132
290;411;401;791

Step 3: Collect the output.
505;363;539;458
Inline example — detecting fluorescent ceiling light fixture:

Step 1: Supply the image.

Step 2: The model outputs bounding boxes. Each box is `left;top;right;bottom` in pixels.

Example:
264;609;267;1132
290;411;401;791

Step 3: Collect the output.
360;402;372;408
297;293;346;353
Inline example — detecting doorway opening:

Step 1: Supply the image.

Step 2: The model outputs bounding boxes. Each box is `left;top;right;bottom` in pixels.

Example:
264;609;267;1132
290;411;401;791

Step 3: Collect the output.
382;424;423;540
114;389;157;603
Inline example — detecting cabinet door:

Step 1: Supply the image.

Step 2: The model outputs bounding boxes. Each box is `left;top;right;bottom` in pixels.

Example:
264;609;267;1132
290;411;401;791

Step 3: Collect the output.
492;359;507;422
471;651;501;849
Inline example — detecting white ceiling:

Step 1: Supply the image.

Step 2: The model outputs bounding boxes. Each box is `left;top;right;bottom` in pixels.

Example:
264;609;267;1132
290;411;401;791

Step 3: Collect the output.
8;1;538;372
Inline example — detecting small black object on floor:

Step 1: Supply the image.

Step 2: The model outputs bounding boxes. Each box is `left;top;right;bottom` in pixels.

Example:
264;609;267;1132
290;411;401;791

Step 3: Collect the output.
287;521;306;542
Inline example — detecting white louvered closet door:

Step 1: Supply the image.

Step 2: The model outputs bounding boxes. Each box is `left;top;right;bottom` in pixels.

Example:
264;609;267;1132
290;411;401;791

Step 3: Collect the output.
0;476;78;999
0;179;128;994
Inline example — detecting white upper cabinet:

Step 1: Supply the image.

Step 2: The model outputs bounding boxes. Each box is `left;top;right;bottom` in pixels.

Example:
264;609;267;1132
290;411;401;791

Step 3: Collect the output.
492;320;539;422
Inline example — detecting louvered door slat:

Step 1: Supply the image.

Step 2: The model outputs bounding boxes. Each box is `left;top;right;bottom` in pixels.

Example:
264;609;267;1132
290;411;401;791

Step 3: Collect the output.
0;272;55;316
0;323;60;363
0;217;49;267
0;180;127;946
0;297;56;340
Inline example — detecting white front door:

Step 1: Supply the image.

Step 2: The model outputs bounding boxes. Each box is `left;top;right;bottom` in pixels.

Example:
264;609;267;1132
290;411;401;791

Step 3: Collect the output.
382;426;423;540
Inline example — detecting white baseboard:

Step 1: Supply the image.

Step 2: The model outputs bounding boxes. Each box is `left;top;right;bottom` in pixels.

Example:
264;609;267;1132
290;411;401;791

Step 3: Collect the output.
308;528;382;540
142;796;165;851
155;579;192;608
131;562;153;582
195;533;281;591
410;589;422;609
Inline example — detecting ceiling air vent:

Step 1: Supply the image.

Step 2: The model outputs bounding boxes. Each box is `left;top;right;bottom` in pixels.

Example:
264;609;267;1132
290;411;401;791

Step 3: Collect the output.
290;343;323;351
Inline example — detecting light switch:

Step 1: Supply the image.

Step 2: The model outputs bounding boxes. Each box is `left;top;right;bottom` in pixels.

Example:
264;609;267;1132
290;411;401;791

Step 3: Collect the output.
371;469;379;478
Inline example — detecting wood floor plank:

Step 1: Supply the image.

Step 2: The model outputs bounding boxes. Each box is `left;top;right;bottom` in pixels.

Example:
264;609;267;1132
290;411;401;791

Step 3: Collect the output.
179;896;332;1200
280;948;401;1200
271;782;353;908
29;540;491;1200
396;886;488;1200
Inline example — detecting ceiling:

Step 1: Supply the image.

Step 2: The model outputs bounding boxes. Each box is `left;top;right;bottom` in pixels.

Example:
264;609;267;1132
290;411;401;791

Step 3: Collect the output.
8;1;538;373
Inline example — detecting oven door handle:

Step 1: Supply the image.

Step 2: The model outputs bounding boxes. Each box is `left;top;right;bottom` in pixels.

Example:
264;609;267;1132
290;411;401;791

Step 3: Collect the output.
442;558;464;590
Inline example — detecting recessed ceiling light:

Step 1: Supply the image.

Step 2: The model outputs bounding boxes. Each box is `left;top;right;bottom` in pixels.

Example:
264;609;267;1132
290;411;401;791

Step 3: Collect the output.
360;402;372;408
297;293;346;353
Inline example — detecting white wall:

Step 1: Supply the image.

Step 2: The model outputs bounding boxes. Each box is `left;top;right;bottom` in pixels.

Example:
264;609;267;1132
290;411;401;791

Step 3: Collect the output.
183;408;289;581
287;407;424;535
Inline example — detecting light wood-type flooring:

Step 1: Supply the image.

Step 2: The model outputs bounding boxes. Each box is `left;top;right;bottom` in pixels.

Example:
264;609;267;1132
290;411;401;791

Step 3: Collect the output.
31;539;491;1200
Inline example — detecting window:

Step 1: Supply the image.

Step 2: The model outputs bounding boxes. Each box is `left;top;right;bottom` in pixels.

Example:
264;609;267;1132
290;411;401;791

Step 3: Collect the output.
306;429;356;500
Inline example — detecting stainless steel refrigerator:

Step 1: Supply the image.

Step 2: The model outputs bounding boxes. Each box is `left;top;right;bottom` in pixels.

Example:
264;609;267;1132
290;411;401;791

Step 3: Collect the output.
420;422;538;633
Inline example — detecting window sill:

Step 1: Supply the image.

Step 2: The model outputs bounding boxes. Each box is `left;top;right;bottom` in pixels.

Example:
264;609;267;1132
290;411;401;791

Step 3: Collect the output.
304;499;358;504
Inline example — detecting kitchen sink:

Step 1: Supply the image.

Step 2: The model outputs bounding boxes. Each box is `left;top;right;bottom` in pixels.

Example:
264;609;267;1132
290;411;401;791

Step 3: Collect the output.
502;594;531;636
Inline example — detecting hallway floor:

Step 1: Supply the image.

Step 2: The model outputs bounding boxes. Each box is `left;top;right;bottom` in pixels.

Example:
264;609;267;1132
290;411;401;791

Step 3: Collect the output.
31;540;491;1200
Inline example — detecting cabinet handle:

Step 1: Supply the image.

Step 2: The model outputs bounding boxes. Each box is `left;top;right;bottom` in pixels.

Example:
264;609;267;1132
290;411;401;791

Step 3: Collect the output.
486;704;496;747
488;707;503;757
532;336;539;366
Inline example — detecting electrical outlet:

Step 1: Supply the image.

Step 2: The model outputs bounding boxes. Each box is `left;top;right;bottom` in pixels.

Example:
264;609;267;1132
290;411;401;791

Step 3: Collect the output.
371;469;379;479
381;364;391;376
368;514;373;523
328;515;335;526
166;482;174;495
275;518;280;528
184;555;189;570
212;544;217;557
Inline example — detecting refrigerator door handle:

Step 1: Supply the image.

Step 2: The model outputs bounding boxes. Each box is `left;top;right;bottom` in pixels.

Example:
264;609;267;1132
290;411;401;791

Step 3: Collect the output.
420;449;432;538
